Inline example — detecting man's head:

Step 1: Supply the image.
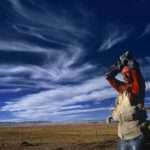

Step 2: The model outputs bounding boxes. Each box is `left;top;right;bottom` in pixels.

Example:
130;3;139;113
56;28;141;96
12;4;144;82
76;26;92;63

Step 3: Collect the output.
119;51;133;64
115;51;133;71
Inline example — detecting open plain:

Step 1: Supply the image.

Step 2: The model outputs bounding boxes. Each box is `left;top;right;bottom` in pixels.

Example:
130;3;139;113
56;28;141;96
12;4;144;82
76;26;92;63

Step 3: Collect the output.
0;123;149;150
0;123;117;150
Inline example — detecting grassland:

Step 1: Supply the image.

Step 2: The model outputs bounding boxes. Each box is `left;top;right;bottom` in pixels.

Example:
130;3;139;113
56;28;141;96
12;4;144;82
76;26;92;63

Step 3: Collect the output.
0;123;118;150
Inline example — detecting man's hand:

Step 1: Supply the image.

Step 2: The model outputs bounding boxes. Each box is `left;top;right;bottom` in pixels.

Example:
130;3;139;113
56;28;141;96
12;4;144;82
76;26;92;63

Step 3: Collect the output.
105;65;120;79
106;115;113;124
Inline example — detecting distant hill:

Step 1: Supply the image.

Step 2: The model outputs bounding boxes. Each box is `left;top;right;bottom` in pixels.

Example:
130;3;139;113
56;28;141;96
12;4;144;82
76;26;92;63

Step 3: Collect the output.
0;121;52;127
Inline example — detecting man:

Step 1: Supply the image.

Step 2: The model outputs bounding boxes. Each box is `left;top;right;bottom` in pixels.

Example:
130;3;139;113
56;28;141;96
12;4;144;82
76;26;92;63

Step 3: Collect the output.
105;51;146;150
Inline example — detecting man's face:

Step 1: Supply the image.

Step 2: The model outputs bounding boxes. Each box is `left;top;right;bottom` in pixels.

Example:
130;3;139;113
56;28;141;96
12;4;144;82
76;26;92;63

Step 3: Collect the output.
122;72;132;83
121;66;133;83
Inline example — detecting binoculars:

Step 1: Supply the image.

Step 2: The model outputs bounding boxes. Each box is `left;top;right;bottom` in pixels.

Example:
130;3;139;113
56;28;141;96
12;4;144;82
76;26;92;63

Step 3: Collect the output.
115;51;135;71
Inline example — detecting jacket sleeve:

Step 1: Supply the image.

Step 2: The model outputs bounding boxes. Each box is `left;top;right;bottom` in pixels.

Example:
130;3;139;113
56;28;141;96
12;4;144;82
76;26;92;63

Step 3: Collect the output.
130;69;140;96
106;77;130;93
106;68;140;95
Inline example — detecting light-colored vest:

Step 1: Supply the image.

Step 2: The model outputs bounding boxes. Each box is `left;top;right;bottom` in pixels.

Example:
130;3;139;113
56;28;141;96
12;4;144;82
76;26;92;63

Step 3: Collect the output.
112;92;142;140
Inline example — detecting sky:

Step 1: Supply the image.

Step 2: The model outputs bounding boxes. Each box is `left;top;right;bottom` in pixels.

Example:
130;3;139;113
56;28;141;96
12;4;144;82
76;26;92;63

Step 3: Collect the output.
0;0;150;123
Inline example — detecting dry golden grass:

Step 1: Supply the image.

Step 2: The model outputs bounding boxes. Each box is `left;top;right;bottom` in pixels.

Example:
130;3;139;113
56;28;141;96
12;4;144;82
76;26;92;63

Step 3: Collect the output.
0;123;119;150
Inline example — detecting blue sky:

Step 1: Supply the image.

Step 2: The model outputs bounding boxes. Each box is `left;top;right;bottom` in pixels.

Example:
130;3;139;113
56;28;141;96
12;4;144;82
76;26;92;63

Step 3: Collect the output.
0;0;150;122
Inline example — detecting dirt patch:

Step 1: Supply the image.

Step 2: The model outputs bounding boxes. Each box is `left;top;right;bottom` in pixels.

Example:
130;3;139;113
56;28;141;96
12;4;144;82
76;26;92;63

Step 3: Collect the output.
21;141;41;146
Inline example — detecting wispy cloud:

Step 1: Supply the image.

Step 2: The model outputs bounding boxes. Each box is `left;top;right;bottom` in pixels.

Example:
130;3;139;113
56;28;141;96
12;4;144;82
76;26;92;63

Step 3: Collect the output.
137;56;150;79
8;0;90;46
146;81;150;91
141;24;150;36
0;47;97;83
0;74;115;121
99;24;131;51
137;58;150;92
0;88;22;93
0;40;55;53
